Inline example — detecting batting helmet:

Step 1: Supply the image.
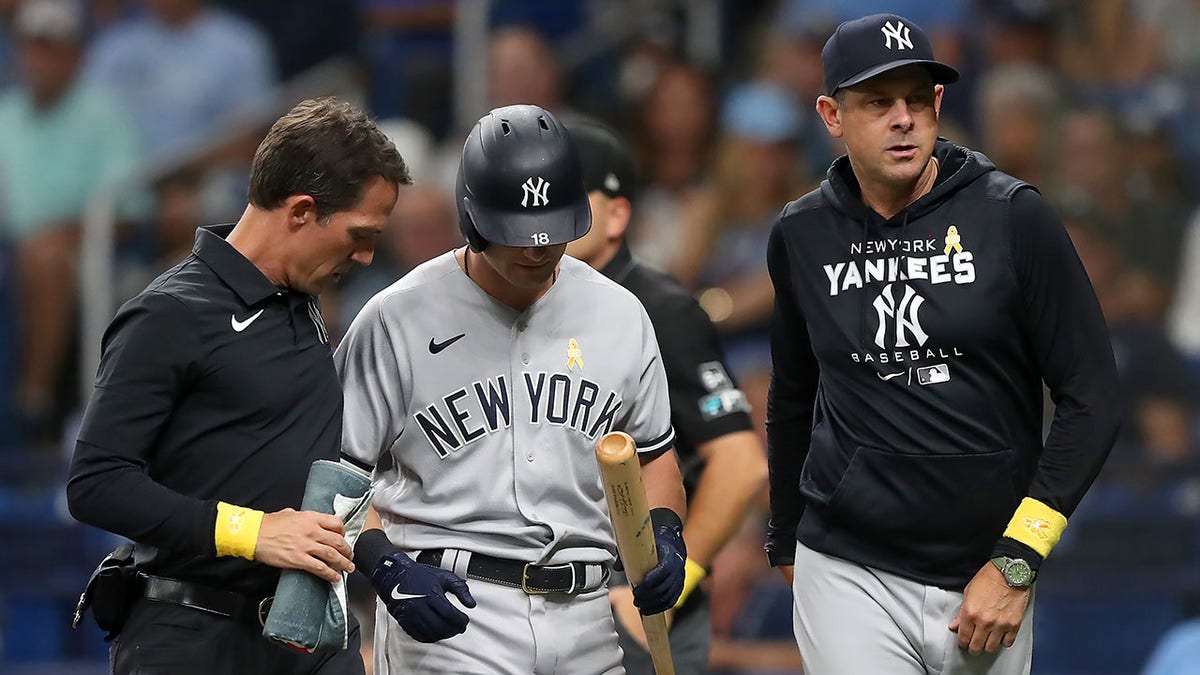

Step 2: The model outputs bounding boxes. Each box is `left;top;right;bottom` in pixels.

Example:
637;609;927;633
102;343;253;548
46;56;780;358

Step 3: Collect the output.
456;104;591;252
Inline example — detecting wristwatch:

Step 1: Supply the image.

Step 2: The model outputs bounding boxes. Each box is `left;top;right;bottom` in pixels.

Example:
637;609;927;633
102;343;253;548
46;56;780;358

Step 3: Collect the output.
990;556;1035;588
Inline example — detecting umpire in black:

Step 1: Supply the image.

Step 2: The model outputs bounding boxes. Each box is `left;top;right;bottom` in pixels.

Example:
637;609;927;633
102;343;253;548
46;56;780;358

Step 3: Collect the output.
563;117;768;674
67;97;412;674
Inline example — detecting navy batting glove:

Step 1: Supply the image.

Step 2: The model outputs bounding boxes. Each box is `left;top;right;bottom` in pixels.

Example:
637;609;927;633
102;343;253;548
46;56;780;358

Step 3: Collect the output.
370;551;477;643
632;508;687;615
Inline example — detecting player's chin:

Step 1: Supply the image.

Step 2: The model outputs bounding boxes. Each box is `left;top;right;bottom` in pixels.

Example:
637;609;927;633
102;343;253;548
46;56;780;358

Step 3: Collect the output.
882;160;927;183
511;264;555;286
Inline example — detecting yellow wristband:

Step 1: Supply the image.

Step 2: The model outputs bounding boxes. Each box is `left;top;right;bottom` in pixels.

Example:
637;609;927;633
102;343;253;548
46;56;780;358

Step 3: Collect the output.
673;558;708;610
1001;497;1067;558
214;501;264;560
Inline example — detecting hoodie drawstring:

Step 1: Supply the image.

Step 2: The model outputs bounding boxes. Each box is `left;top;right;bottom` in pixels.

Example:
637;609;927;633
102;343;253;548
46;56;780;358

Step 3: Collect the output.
858;218;868;349
859;210;910;351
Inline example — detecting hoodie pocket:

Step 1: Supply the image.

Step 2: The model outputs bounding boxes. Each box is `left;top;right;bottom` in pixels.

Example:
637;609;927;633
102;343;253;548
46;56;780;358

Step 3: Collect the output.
824;447;1019;555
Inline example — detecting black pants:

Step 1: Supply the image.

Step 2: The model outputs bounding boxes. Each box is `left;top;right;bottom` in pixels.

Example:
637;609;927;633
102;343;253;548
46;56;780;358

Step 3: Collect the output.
110;597;365;675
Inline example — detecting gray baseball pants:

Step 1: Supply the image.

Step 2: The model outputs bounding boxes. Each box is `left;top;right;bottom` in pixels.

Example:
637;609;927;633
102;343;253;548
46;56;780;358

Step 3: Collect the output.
373;581;624;675
791;542;1034;675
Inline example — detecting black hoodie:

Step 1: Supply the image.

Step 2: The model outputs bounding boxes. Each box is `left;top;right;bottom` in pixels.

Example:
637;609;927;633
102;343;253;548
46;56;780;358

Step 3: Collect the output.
765;140;1122;588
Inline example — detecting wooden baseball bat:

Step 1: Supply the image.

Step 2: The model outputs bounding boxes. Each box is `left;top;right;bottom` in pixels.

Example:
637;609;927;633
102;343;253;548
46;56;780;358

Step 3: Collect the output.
595;431;675;675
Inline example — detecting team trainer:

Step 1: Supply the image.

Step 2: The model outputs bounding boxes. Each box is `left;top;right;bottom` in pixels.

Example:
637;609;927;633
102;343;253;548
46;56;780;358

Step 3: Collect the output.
68;97;410;674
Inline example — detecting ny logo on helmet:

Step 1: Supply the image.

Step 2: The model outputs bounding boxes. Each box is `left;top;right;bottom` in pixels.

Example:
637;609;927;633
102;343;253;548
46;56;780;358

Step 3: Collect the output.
521;177;550;207
873;283;928;349
881;20;913;50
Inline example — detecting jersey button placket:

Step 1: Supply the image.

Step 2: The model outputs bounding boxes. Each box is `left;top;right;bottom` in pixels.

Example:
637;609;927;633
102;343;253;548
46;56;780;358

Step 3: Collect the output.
519;317;530;364
511;317;538;524
518;318;533;458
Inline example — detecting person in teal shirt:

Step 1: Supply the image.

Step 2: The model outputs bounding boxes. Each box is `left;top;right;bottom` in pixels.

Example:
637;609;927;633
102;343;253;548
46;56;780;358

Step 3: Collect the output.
1143;619;1200;675
0;0;141;442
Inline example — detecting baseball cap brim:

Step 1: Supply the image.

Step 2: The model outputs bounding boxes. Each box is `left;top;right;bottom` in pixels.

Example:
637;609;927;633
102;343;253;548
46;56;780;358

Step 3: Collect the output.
835;59;960;92
464;197;592;248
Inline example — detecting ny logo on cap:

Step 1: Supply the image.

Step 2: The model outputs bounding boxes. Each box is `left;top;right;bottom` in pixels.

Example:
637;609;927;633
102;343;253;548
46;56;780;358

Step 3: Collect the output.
521;176;550;207
881;20;913;50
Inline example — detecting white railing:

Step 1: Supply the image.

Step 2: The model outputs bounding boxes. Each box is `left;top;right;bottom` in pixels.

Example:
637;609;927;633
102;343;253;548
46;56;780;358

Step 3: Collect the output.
79;1;722;398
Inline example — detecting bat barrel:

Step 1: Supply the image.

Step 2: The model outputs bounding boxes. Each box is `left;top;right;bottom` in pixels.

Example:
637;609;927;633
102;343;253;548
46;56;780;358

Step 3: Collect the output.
595;431;676;674
596;431;636;464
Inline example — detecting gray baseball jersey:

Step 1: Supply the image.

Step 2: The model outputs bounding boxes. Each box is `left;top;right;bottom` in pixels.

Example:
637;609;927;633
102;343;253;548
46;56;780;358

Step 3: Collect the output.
336;251;675;566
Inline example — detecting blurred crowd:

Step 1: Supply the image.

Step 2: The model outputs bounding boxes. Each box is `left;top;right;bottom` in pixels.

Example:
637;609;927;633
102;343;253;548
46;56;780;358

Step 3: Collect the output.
0;0;1198;673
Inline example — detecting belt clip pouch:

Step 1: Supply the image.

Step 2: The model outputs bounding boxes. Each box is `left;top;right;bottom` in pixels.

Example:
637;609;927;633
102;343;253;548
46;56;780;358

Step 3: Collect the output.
72;542;137;641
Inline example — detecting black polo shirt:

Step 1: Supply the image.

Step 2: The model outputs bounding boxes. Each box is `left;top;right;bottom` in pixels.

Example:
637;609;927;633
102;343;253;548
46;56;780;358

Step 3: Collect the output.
68;224;341;596
599;243;754;493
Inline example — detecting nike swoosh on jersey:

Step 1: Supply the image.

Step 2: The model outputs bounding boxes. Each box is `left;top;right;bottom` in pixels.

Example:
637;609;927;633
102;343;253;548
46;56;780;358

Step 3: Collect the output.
391;587;427;601
877;370;906;381
231;309;265;332
429;333;466;354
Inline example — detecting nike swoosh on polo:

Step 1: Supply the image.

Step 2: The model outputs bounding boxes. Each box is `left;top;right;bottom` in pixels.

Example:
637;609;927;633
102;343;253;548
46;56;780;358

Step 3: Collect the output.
429;333;466;354
391;587;427;601
231;309;265;332
877;370;906;381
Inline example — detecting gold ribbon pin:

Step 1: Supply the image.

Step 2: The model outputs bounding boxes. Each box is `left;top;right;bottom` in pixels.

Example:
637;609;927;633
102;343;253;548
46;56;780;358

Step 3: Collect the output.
567;338;584;371
944;225;963;255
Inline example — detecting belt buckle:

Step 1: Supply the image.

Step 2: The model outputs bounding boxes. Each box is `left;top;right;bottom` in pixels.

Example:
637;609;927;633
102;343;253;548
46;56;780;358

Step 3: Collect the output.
257;597;274;627
521;563;550;594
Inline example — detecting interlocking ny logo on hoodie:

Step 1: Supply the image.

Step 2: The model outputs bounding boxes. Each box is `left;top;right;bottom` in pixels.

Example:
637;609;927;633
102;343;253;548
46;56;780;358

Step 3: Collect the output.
823;227;976;368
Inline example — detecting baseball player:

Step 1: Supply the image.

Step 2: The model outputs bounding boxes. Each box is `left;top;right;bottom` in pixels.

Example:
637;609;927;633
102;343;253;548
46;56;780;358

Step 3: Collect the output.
562;116;768;674
765;14;1121;675
336;104;688;674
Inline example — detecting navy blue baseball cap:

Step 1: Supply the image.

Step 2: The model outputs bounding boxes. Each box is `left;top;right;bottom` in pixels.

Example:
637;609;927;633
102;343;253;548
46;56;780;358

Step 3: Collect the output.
822;14;959;95
561;115;639;201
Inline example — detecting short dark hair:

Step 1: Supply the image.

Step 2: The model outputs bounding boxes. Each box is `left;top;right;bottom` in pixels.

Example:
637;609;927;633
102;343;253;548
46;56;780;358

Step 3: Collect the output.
248;97;412;219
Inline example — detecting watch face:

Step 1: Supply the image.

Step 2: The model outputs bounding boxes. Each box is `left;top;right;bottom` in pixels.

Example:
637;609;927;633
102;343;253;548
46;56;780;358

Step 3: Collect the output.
1005;559;1034;587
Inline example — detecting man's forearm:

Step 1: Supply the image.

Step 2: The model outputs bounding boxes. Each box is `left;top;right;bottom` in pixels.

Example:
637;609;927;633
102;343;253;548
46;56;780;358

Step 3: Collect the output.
641;449;687;520
683;431;767;567
353;506;395;576
67;440;216;556
765;412;810;565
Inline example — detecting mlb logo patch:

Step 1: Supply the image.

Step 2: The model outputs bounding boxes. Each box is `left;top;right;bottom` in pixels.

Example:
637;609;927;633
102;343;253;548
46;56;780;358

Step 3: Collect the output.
917;364;950;385
698;361;733;392
699;390;751;420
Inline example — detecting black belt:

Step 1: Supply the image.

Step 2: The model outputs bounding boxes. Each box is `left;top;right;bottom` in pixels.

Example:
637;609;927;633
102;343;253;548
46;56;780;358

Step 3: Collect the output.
140;574;273;626
415;550;608;595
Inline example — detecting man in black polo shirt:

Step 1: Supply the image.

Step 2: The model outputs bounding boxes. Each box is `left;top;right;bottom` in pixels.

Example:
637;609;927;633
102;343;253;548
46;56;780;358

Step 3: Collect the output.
67;97;412;674
563;117;768;675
